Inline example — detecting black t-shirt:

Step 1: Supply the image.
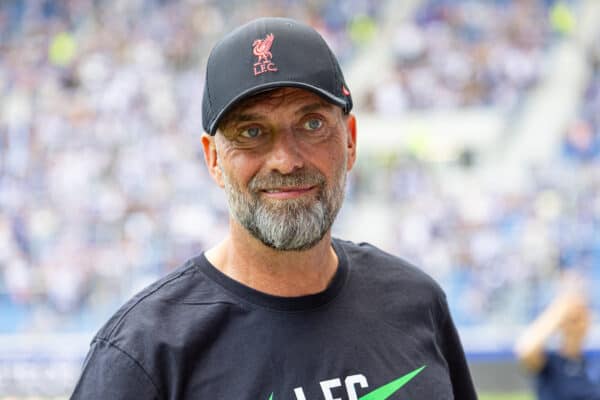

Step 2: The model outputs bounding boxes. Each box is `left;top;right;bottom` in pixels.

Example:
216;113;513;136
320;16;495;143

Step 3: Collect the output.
71;239;477;399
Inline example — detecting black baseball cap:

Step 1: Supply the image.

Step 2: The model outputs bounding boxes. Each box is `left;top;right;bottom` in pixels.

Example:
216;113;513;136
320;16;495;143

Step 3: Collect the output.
202;17;353;135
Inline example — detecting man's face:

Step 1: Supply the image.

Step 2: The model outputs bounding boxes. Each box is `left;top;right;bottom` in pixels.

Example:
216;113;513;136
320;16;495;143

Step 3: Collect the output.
202;88;357;251
561;301;591;342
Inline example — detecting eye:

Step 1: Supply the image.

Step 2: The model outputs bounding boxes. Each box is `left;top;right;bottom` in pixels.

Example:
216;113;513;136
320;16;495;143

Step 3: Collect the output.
239;126;262;138
303;118;323;131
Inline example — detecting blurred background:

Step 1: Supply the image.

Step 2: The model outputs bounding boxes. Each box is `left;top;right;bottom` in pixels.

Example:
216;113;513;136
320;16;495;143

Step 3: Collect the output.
0;0;599;398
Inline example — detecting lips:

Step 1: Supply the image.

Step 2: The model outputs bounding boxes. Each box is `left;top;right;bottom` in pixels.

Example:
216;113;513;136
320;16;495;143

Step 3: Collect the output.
262;186;314;193
248;170;324;198
260;185;316;199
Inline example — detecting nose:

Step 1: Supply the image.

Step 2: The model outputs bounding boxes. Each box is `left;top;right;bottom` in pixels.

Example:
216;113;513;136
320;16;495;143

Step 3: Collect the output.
264;130;304;175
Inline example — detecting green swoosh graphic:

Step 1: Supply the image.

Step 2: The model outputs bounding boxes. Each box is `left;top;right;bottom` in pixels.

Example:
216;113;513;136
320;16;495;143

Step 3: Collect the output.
267;365;426;400
358;365;426;400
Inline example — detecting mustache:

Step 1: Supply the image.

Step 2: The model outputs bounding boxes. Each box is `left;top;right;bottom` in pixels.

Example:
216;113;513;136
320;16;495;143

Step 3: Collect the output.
248;170;325;192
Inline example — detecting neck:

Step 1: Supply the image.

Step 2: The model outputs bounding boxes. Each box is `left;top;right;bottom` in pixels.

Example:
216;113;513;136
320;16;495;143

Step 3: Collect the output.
205;219;339;297
560;336;584;360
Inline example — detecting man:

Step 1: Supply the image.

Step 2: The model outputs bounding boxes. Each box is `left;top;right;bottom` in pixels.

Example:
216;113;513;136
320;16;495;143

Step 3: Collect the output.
515;277;600;399
72;17;477;399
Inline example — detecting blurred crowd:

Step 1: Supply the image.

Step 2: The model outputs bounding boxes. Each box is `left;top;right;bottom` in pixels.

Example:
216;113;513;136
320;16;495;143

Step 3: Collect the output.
365;0;566;114
358;157;600;327
359;27;600;326
562;36;600;162
0;0;382;333
0;0;597;338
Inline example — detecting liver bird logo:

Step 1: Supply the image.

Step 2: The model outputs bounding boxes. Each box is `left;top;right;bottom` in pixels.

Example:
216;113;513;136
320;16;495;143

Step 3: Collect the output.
253;33;275;64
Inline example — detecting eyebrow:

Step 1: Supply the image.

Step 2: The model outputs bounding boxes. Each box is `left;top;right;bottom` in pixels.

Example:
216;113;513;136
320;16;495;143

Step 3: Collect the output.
226;100;335;128
229;112;266;124
295;102;334;115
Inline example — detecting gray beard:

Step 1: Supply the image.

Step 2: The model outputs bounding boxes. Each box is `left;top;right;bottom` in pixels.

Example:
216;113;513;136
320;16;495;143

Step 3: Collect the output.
220;165;346;251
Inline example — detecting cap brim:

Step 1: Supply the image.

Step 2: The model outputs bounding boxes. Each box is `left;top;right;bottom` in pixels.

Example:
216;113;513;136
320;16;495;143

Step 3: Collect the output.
208;82;349;135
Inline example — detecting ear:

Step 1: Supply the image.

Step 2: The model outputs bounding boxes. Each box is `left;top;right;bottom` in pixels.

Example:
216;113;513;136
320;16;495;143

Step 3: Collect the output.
345;114;357;171
201;134;225;187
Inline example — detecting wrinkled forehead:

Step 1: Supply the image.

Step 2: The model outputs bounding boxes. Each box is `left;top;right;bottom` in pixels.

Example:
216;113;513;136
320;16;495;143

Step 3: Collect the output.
217;87;341;130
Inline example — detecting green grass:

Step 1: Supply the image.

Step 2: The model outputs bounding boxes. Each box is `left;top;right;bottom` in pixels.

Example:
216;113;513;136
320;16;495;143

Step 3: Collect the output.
479;393;534;400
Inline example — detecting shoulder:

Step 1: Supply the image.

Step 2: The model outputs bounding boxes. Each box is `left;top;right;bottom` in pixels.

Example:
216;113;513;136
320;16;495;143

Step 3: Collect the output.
76;254;241;397
335;238;445;295
93;254;236;343
334;238;448;315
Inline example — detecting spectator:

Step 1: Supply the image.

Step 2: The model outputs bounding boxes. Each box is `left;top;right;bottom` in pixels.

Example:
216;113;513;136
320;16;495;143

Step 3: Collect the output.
515;274;600;399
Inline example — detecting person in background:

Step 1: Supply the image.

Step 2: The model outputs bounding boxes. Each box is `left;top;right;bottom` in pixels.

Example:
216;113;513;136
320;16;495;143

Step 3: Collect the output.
515;274;600;399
